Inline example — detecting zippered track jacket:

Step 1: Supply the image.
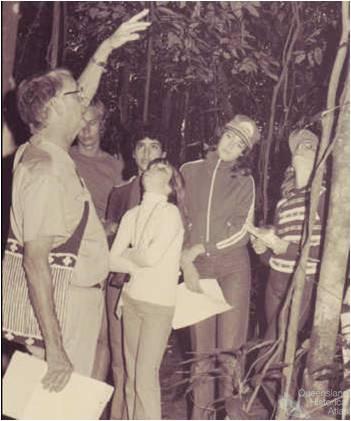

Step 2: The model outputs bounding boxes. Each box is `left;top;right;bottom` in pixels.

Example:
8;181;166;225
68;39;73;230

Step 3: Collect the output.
180;151;255;256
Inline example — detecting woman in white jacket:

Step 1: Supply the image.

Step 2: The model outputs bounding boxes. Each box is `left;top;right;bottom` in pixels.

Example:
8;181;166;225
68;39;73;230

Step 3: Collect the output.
109;158;185;420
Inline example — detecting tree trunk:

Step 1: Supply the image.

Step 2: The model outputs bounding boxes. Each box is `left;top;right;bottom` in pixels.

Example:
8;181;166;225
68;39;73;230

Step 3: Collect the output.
3;1;20;157
143;2;154;124
2;1;20;99
301;74;349;419
276;3;349;418
161;89;173;151
46;1;61;69
259;3;300;223
180;90;190;164
61;2;68;65
119;64;131;127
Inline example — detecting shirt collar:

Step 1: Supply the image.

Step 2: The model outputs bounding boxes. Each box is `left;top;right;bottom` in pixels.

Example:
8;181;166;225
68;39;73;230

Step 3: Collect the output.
142;191;167;205
30;136;76;168
206;150;234;170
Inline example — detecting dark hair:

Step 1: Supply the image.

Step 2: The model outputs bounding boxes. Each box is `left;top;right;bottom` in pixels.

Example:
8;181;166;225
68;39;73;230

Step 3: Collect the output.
230;148;254;177
145;158;188;225
17;68;72;132
132;122;164;150
209;125;254;177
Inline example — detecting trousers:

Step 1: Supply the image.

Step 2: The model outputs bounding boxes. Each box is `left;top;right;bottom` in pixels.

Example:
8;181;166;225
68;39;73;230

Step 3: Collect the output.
28;284;103;377
106;283;126;419
123;294;174;420
264;270;316;341
191;247;251;419
91;293;111;382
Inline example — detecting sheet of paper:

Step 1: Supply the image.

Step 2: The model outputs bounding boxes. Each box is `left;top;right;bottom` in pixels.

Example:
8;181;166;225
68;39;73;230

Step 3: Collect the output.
172;278;233;329
3;351;114;420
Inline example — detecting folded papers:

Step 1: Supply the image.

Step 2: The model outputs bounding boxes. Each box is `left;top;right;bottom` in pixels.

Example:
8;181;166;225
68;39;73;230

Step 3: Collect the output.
173;278;233;329
3;351;114;420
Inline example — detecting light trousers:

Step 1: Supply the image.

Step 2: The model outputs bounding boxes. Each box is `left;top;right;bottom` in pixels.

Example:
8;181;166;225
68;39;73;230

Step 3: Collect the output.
29;284;103;377
123;294;174;420
106;284;126;419
92;299;111;382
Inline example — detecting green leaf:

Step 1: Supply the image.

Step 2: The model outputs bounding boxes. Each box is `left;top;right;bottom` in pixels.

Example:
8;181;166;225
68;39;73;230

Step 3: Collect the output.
307;51;315;67
239;57;258;74
230;2;243;19
167;32;182;48
259;64;279;82
89;8;99;19
314;46;323;65
244;4;260;18
295;52;306;64
157;6;184;19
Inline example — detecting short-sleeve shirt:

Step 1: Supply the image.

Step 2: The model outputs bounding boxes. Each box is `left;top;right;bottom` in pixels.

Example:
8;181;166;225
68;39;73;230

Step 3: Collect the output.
69;146;123;220
10;137;109;287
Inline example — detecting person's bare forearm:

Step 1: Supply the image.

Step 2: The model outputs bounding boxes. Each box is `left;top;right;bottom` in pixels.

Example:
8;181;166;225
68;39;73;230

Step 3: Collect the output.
78;40;112;106
24;238;73;391
78;9;150;106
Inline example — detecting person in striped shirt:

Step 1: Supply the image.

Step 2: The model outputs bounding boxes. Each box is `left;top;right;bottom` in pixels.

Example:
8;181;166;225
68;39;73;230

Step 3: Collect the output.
251;129;326;354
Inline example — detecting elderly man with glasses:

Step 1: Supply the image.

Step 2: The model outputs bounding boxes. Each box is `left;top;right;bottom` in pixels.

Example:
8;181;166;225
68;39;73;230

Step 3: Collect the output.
5;10;150;393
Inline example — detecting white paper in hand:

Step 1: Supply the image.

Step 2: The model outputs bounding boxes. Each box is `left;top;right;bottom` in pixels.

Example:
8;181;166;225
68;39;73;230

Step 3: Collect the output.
3;351;114;420
172;278;232;329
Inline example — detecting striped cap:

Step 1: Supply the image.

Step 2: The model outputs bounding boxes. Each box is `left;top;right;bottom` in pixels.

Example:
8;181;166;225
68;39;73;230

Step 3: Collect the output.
224;115;260;149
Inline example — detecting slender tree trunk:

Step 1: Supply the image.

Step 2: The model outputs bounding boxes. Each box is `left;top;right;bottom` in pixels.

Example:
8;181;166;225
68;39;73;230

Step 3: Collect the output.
276;3;349;418
301;74;349;418
2;1;20;99
119;64;131;127
180;90;190;164
3;2;20;157
161;89;173;150
143;2;154;124
46;1;61;69
259;3;300;223
61;2;68;65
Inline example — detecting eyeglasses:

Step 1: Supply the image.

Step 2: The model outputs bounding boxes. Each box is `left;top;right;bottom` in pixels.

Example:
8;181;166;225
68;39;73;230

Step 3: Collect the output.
62;86;85;102
63;90;81;96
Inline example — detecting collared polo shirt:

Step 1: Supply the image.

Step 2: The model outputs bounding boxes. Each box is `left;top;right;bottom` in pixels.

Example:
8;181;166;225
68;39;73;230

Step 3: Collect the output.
10;137;109;286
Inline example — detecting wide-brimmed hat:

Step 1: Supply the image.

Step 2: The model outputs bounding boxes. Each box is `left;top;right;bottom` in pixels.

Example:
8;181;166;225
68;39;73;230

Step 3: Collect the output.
224;114;260;149
288;129;319;155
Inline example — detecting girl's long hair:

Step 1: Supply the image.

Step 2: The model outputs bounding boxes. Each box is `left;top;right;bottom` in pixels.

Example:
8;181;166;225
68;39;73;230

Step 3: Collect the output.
210;126;254;177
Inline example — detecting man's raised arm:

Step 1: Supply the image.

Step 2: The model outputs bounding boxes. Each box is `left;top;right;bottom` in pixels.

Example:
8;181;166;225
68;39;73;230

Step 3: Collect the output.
78;9;150;106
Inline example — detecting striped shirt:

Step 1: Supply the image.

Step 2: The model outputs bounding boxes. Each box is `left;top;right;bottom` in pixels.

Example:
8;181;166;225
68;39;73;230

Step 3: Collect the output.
269;186;326;275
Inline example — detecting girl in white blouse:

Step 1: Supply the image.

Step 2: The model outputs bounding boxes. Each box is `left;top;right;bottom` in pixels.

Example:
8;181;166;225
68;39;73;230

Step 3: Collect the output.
109;158;185;420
